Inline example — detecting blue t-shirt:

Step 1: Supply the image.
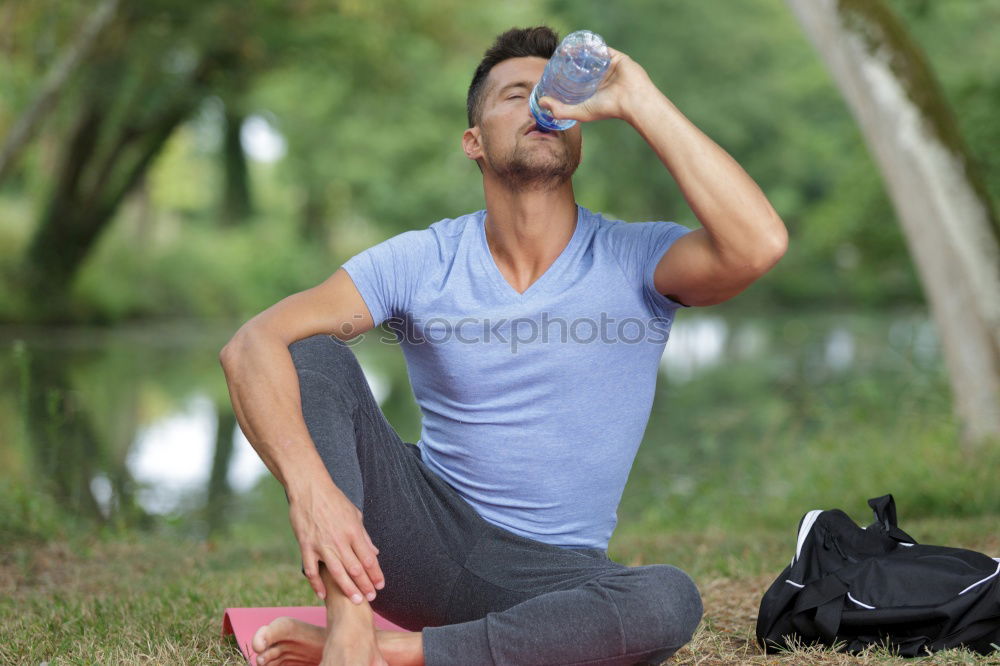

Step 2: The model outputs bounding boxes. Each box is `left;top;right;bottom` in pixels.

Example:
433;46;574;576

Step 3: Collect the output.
341;204;692;549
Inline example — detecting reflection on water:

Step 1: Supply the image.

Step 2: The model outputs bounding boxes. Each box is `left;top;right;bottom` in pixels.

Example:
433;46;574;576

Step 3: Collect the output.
824;327;855;371
124;359;389;517
888;317;938;365
0;311;940;536
129;393;221;514
126;393;267;515
660;315;728;382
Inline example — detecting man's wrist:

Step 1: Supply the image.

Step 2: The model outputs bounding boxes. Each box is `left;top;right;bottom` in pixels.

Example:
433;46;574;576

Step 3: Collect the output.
623;84;674;130
283;456;336;504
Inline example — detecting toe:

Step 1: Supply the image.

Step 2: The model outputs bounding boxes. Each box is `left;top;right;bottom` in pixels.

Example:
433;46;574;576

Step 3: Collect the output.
251;624;271;654
258;644;285;664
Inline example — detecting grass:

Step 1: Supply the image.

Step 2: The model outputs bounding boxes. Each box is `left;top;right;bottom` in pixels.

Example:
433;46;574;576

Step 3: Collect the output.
0;531;305;665
2;515;998;665
3;304;998;663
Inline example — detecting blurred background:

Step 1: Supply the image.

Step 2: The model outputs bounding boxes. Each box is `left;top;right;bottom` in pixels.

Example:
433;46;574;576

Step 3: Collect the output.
2;0;998;558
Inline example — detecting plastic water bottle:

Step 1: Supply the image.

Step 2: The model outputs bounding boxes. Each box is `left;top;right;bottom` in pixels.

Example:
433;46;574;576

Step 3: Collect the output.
529;30;611;131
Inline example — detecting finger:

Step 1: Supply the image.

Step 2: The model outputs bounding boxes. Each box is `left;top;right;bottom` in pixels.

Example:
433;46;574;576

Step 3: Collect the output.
539;96;576;121
358;535;385;590
301;552;326;600
321;553;366;605
364;530;380;555
327;545;371;602
339;541;377;600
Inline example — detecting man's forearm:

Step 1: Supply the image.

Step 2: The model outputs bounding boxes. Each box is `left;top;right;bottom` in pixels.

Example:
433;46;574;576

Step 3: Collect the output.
624;88;787;264
219;325;333;501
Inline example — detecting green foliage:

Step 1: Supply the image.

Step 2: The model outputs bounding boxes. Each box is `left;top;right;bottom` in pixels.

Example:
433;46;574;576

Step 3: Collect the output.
619;310;1000;538
552;0;998;311
70;209;334;322
0;478;66;544
1;0;997;320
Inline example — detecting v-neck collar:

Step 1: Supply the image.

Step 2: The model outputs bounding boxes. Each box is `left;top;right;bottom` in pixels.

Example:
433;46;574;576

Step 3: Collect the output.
477;205;584;300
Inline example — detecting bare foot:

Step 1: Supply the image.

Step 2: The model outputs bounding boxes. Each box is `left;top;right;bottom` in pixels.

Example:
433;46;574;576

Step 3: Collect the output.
250;616;423;665
318;613;388;666
251;616;325;664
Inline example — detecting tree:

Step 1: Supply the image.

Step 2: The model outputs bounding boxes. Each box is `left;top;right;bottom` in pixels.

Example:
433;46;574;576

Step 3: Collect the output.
17;0;299;314
13;0;495;314
786;0;1000;446
0;0;120;186
219;95;255;226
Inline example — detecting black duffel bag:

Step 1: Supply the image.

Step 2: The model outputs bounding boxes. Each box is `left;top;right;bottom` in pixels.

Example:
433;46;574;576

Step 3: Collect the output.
756;494;1000;657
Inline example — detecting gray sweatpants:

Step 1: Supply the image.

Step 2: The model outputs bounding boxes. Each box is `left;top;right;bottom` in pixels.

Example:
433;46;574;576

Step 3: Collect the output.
288;333;702;666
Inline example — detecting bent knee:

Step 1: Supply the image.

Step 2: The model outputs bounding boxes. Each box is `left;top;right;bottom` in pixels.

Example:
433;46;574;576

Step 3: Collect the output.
623;565;703;655
289;333;357;377
289;332;342;359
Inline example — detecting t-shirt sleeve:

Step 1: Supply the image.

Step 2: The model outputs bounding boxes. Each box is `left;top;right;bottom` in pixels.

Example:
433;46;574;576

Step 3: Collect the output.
607;220;694;317
340;229;434;328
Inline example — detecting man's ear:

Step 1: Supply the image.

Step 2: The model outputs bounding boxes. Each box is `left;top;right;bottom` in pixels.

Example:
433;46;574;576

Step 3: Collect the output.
462;126;483;162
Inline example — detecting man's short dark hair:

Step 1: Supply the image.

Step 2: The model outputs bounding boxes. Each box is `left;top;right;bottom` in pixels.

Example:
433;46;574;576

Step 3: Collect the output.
466;26;560;128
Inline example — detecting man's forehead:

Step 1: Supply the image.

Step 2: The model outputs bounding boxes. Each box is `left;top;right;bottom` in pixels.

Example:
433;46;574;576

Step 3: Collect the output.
486;57;548;98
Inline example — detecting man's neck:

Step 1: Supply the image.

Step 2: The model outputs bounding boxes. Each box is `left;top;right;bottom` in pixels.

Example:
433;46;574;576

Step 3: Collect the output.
481;178;578;294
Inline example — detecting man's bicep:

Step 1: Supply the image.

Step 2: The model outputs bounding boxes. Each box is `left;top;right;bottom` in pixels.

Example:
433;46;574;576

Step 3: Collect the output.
652;228;753;308
252;268;377;344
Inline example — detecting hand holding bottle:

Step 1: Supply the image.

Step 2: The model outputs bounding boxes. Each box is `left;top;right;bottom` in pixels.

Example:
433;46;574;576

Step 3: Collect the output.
535;45;657;127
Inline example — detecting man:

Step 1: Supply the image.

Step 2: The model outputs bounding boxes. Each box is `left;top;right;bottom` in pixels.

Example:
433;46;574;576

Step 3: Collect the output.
220;26;786;666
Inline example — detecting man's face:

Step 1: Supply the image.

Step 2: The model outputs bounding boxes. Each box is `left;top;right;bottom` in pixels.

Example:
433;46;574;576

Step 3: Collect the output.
464;57;583;190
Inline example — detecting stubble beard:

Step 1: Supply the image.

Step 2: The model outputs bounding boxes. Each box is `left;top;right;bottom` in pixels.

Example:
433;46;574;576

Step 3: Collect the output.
483;132;581;192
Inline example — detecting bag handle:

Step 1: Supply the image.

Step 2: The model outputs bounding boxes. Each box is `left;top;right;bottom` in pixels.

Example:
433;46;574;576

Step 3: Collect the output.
867;494;917;543
789;575;847;644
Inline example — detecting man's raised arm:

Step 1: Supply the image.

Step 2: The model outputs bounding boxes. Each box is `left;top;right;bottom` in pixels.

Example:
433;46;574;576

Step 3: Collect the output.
537;46;788;307
218;267;384;604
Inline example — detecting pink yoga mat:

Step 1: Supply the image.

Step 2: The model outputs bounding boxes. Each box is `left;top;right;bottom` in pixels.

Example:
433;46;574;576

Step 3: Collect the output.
221;606;408;665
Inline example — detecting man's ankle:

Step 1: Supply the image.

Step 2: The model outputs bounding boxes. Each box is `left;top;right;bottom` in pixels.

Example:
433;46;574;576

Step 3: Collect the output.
326;591;375;623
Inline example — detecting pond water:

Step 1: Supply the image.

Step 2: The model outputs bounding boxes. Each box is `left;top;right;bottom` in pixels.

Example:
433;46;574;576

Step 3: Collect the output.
0;309;944;538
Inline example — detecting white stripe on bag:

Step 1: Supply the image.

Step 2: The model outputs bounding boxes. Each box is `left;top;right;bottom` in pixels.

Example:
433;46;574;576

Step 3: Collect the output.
795;510;824;563
959;561;1000;596
847;593;876;609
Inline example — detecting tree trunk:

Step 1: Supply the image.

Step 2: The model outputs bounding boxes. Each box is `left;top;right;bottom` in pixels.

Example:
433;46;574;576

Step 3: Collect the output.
23;92;196;316
25;351;106;524
205;403;237;536
299;180;328;241
221;100;254;225
0;0;120;186
786;0;1000;447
